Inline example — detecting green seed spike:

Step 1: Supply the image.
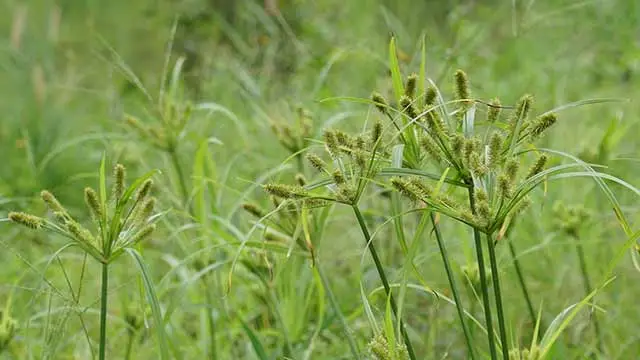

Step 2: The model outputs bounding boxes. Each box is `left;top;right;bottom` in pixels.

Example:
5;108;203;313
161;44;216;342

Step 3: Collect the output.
124;114;149;137
128;224;156;246
451;134;465;158
40;190;68;217
263;183;309;199
399;95;418;120
425;86;437;106
334;130;353;150
336;185;356;203
509;94;534;135
405;73;418;99
504;158;520;182
371;92;389;115
8;212;43;230
487;98;501;123
391;177;420;202
84;187;103;220
66;220;96;247
371;121;383;146
487;132;503;169
529;113;558;140
469;152;488;178
112;164;126;201
241;202;266;219
135;179;153;201
134;197;156;224
526;154;548;179
295;173;307;186
454;69;471;103
498;174;513;198
420;135;444;164
407;177;433;199
332;170;346;185
306;153;327;173
323;130;340;159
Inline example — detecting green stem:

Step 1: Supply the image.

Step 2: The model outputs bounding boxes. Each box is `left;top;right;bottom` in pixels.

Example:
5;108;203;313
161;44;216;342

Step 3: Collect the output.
168;147;190;208
124;330;135;360
202;279;218;360
487;233;509;360
507;238;539;329
351;205;417;360
99;263;109;360
429;212;476;360
467;187;498;360
573;234;604;357
315;263;361;359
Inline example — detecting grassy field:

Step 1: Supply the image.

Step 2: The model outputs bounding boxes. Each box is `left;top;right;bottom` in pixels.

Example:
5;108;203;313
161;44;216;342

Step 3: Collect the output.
1;1;639;359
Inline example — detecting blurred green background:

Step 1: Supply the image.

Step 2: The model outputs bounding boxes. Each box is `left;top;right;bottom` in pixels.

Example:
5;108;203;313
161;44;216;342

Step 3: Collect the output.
1;0;639;359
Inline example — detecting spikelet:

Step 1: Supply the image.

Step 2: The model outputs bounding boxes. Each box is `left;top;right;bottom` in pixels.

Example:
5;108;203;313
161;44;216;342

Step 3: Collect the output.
529;113;557;140
306;153;327;173
112;164;126;201
41;190;69;219
135;179;153;201
371;92;388;115
241;202;266;219
425;86;437;106
526;154;548;179
487;98;501;123
8;212;43;229
263;184;308;199
84;187;102;220
487;132;503;169
405;73;418;99
399;96;418;120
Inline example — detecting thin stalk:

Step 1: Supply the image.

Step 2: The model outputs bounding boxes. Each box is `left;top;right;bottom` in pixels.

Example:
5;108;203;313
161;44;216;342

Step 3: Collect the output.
429;212;476;360
124;330;136;360
351;205;417;360
572;233;604;357
315;262;361;359
467;187;498;360
487;233;509;360
507;238;539;329
99;263;109;360
202;278;218;360
168;147;190;208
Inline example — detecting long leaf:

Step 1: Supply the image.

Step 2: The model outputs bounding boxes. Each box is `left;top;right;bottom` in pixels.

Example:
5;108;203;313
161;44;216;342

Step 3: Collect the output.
125;249;170;360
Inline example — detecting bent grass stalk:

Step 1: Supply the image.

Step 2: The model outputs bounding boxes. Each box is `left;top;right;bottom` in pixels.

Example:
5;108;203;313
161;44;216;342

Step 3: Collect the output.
352;205;417;360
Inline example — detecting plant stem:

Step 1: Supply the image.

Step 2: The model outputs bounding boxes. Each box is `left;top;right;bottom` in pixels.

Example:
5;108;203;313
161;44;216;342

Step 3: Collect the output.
507;238;539;329
124;330;135;360
99;263;109;360
168;147;190;208
487;233;509;360
467;187;498;360
202;278;218;360
429;212;476;360
572;233;604;357
351;205;417;360
315;262;361;359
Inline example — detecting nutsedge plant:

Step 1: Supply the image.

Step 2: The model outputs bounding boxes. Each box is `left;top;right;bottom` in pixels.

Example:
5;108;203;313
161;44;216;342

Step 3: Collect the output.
7;158;167;360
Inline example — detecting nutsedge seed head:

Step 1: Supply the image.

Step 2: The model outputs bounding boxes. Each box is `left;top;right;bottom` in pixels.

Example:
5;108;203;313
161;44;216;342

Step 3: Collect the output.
129;224;156;245
511;94;533;125
504;158;520;181
113;164;126;201
469;153;488;177
332;170;346;185
8;212;43;229
66;221;95;245
420;135;444;165
487;98;501;123
425;87;437;106
371;92;388;114
399;95;418;119
295;173;307;186
263;183;308;199
454;69;470;102
241;202;266;219
135;197;156;223
405;73;418;99
529;113;558;140
498;174;512;198
84;187;102;220
526;154;548;179
136;179;153;201
391;177;420;202
487;132;503;169
323;130;340;158
371;121;383;146
407;177;433;199
306;153;327;173
40;190;67;215
336;185;356;203
451;134;465;157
